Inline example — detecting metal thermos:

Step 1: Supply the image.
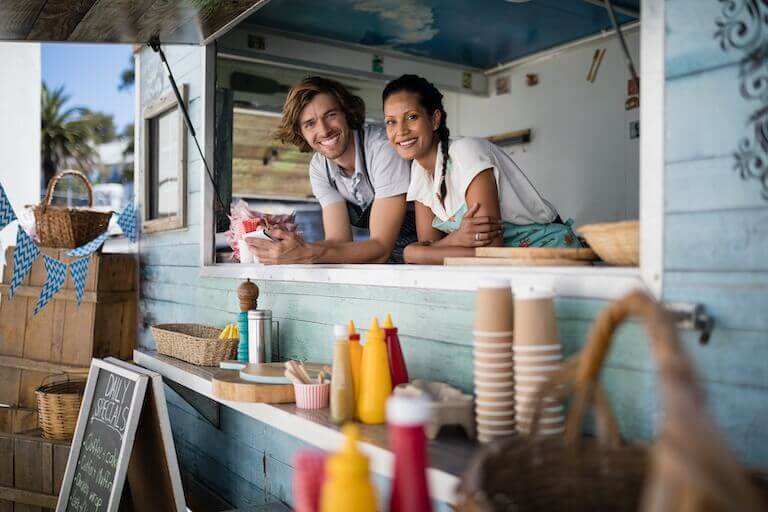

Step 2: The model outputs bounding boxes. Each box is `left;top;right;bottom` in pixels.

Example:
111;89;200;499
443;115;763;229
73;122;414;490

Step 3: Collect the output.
247;309;272;364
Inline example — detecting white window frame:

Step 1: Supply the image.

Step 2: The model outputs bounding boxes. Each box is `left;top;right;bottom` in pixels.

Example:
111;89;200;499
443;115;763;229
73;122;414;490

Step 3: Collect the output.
199;0;663;300
142;84;189;233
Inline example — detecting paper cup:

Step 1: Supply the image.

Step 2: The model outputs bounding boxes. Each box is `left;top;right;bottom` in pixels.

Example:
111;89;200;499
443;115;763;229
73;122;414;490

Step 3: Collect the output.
474;280;514;332
512;351;563;363
475;353;515;365
476;406;515;417
514;290;558;346
475;389;515;399
477;415;516;426
474;342;513;354
473;371;513;384
474;360;515;370
513;362;562;374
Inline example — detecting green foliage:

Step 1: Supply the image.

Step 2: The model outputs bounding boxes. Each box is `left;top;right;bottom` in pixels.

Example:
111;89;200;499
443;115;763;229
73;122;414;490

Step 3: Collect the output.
80;109;117;144
40;82;98;186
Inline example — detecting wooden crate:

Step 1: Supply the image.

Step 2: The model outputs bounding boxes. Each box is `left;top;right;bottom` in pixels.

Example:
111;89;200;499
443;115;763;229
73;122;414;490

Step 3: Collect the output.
0;429;71;511
0;247;136;412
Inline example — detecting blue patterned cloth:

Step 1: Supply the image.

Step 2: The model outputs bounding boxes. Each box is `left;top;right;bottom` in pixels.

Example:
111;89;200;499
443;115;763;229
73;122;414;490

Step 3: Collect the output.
432;203;583;248
34;255;67;315
9;227;40;298
0;185;16;232
117;204;138;242
67;231;109;257
69;257;91;306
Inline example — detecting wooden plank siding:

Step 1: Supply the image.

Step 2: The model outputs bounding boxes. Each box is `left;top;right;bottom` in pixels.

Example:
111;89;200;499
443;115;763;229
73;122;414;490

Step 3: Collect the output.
662;0;768;470
136;3;768;506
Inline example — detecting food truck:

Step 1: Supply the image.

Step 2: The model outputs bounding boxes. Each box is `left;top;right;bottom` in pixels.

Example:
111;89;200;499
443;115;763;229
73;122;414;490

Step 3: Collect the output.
1;0;767;510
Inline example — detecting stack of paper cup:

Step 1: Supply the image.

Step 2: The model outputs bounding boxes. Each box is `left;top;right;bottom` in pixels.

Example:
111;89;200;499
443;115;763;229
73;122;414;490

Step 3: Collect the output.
473;279;516;443
513;289;565;435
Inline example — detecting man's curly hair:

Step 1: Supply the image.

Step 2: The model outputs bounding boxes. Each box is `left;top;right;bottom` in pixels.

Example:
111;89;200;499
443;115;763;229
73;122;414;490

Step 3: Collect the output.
277;76;366;152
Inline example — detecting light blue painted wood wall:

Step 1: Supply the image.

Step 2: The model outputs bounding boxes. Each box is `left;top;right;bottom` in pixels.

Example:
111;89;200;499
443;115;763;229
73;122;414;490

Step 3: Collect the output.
138;3;768;506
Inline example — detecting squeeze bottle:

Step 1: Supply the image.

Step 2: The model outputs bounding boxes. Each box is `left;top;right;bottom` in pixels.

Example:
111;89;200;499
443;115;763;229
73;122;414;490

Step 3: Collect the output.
320;425;377;512
330;325;355;424
383;314;409;388
357;318;392;424
348;320;363;402
387;395;433;512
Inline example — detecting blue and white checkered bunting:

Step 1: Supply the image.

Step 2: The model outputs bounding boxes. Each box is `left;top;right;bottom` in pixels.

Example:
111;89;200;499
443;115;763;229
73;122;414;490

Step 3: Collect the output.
34;255;67;315
69;257;90;306
66;231;109;257
117;204;138;242
0;184;16;231
9;226;40;298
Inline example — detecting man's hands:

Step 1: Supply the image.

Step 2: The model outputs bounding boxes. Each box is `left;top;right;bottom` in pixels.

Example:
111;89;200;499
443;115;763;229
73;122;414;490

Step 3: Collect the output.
441;203;503;247
245;228;319;264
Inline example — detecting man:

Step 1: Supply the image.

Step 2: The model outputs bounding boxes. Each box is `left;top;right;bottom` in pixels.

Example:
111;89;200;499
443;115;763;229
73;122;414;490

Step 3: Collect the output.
247;76;416;264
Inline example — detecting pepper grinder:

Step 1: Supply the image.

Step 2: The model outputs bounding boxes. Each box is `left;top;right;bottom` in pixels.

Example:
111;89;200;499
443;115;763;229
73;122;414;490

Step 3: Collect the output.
237;279;259;362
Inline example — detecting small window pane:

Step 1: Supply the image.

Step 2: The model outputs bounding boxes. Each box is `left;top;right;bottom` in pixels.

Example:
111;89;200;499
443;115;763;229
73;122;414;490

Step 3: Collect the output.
149;107;180;219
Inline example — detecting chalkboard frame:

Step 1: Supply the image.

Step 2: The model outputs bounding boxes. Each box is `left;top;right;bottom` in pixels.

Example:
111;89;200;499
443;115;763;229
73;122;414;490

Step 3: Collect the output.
56;359;149;512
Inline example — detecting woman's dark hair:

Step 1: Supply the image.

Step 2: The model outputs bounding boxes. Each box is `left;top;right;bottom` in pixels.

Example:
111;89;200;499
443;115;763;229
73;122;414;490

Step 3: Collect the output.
383;74;450;205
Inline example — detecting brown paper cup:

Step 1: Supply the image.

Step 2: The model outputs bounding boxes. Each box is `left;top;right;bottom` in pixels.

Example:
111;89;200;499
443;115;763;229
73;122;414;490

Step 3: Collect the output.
512;349;562;362
476;406;515;417
513;361;562;374
513;290;558;346
473;371;513;385
474;341;513;354
474;280;514;332
475;353;515;365
475;384;516;396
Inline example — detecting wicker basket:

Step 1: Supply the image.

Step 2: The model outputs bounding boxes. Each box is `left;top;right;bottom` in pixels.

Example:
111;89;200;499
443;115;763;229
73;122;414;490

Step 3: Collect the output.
457;291;766;512
151;323;238;366
36;376;86;441
34;170;112;248
578;220;639;266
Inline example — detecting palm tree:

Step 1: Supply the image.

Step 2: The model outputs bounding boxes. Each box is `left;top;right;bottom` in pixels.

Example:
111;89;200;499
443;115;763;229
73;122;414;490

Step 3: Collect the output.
40;83;97;187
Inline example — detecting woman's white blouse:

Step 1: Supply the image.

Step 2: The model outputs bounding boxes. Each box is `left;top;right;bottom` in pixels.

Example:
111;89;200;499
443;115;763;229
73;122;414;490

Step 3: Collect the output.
407;138;558;225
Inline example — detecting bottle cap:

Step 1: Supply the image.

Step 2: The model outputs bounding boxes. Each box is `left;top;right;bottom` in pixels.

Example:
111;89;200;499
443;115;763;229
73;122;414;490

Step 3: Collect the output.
333;325;347;338
386;395;432;426
383;314;394;329
366;318;383;344
327;424;369;477
347;320;356;335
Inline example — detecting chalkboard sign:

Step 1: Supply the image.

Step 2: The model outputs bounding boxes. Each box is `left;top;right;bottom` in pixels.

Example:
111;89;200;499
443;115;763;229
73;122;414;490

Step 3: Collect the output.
57;359;148;512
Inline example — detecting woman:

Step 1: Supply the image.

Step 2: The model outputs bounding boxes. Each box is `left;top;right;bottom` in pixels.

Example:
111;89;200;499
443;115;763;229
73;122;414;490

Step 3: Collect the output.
382;74;581;264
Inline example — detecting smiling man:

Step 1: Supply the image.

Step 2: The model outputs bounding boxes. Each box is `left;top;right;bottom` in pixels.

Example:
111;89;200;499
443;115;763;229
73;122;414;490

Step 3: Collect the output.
247;76;417;264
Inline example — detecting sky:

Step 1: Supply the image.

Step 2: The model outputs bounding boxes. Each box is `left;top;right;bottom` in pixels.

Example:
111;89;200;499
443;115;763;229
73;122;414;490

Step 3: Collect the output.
41;43;134;132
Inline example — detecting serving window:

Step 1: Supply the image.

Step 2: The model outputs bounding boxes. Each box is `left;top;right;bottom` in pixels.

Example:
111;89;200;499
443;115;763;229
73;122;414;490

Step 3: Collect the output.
200;0;662;299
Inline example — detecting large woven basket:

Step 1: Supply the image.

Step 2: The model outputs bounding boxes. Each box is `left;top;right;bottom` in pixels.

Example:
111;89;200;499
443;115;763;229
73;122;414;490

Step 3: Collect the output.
457;291;766;512
34;170;112;248
36;375;86;441
151;323;238;366
579;220;639;265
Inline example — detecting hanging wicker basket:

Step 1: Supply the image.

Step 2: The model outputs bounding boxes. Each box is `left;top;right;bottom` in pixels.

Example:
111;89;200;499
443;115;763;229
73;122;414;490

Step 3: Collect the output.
34;170;112;248
36;375;86;441
457;290;766;512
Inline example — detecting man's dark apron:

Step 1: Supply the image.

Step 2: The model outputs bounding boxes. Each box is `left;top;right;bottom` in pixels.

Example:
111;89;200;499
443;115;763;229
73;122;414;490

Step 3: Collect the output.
325;130;417;264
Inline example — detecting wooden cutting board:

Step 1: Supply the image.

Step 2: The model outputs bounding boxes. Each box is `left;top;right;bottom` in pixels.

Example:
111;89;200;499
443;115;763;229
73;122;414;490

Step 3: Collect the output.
475;247;598;261
239;362;326;384
211;370;295;403
444;257;592;266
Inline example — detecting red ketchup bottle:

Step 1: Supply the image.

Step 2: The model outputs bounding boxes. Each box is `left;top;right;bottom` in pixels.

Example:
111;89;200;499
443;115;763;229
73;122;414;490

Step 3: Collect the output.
383;314;409;388
387;394;432;512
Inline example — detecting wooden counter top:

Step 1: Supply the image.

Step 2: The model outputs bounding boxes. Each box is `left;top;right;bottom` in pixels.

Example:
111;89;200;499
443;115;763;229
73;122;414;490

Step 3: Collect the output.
134;349;477;505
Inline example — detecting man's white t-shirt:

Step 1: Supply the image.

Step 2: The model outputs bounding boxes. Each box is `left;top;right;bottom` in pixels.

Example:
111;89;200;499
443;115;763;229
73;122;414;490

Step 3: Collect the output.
309;124;410;209
406;138;558;225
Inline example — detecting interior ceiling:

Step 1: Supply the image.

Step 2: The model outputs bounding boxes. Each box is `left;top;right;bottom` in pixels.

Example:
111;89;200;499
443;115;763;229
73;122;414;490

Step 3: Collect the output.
243;0;639;70
0;0;267;44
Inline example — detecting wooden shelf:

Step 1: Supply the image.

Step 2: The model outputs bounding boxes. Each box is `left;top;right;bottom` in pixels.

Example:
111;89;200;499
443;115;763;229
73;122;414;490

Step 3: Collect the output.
134;349;476;505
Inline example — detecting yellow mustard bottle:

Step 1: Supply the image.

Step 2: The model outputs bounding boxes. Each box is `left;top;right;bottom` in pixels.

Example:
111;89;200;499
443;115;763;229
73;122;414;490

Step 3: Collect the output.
357;318;392;424
330;325;355;424
348;320;363;402
320;425;377;512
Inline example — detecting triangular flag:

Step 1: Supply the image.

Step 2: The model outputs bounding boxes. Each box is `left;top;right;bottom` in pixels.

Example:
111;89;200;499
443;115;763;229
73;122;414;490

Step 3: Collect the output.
9;226;40;298
0;184;17;232
117;204;138;242
69;256;90;306
67;231;109;257
34;255;67;315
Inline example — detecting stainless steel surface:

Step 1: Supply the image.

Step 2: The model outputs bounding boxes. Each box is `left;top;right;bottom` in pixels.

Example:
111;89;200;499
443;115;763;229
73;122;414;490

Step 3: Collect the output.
248;309;273;363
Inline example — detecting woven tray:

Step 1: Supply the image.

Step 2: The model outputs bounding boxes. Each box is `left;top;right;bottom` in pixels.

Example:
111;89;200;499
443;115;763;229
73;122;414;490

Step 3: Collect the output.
36;376;86;441
151;323;238;366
